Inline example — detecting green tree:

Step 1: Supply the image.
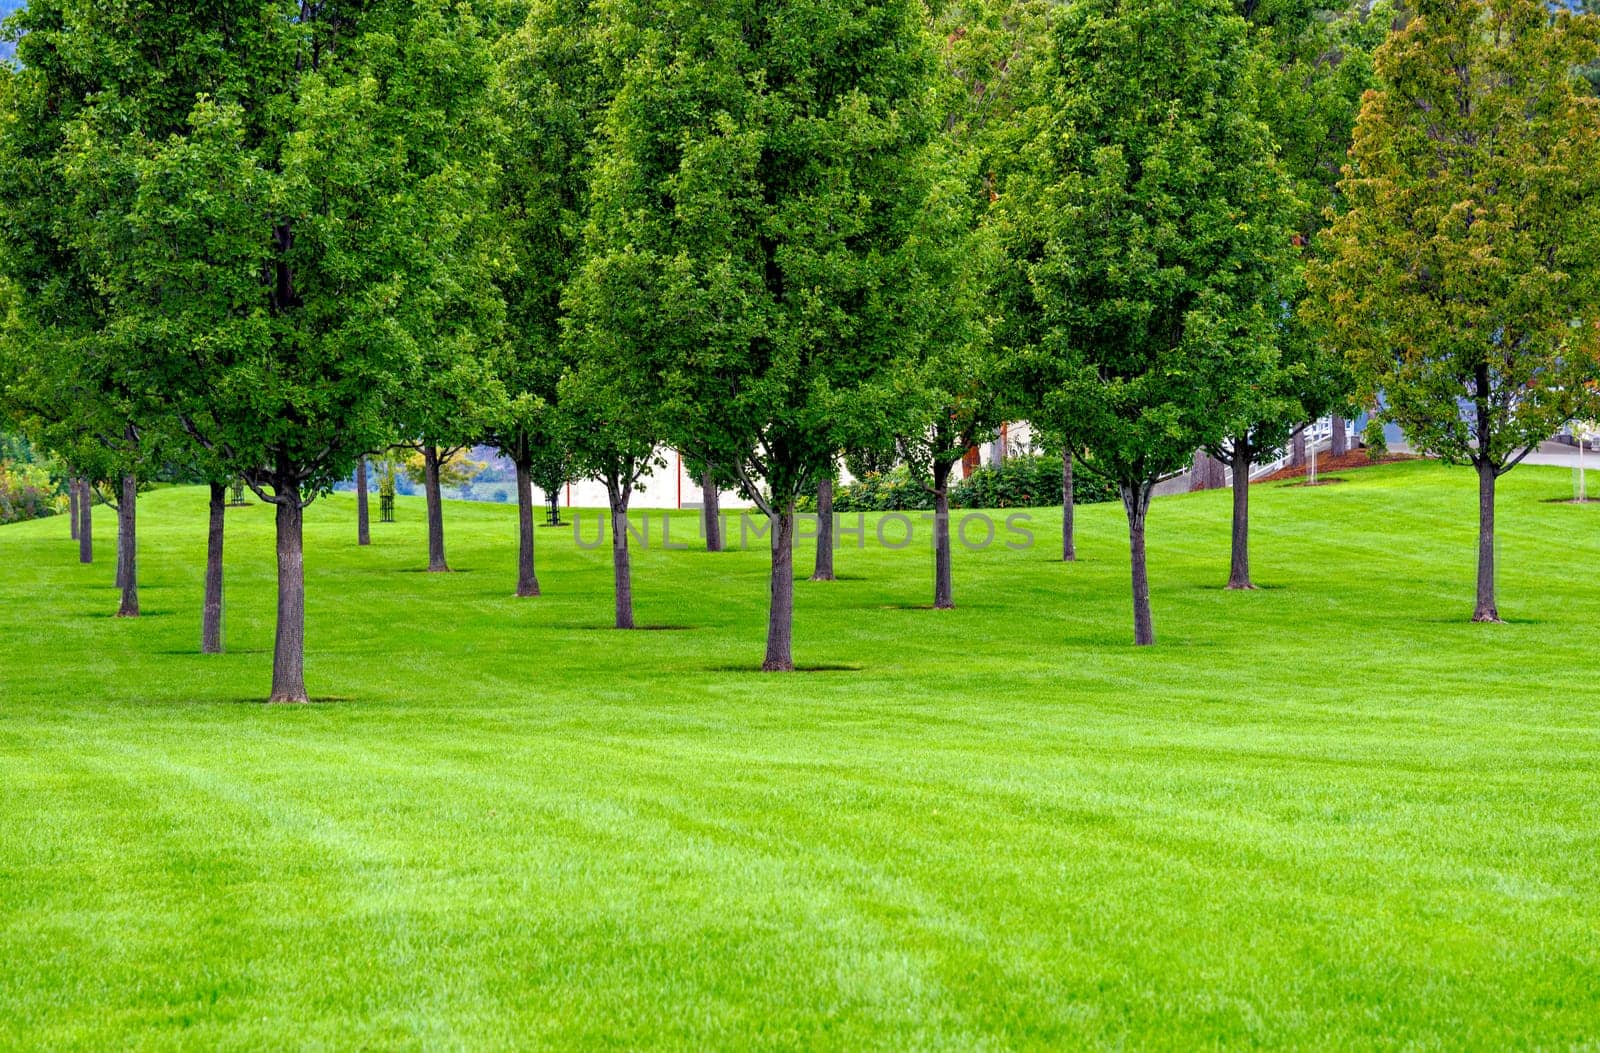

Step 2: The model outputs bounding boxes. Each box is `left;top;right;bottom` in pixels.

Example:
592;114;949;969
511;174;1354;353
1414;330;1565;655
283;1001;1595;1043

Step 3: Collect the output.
574;0;938;669
488;0;610;597
0;1;167;614
1017;0;1297;645
1203;0;1387;590
894;0;1045;609
560;254;667;631
44;1;501;701
1306;0;1600;622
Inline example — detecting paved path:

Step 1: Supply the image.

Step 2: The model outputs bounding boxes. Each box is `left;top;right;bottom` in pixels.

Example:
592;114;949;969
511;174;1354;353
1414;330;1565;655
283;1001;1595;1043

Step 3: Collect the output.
1393;439;1600;470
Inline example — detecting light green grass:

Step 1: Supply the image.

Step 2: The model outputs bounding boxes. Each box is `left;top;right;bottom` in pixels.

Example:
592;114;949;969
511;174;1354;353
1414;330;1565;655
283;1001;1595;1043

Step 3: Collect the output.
2;460;1598;1050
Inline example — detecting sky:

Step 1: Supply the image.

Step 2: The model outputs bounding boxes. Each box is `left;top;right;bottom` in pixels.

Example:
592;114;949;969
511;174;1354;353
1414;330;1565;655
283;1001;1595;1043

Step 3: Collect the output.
0;2;20;63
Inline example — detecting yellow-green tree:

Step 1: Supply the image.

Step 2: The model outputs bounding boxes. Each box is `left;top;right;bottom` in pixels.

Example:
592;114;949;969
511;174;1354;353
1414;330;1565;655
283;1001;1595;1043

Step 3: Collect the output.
1307;0;1600;623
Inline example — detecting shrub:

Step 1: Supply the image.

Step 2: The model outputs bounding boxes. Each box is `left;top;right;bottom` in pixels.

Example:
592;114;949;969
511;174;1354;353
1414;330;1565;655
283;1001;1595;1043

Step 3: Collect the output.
798;454;1116;513
0;459;66;524
951;454;1117;509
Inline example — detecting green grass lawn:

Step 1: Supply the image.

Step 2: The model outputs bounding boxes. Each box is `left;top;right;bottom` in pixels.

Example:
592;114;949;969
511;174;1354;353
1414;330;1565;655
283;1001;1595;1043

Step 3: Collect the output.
2;460;1598;1050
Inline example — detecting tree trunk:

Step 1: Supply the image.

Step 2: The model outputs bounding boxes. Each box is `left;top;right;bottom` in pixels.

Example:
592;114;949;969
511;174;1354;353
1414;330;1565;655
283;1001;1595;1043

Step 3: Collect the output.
115;473;139;618
763;508;796;671
1120;481;1154;646
1061;451;1076;562
202;481;226;653
516;459;541;597
702;466;723;552
69;477;80;540
1227;441;1254;590
1290;427;1307;468
933;460;953;609
1330;416;1348;458
812;475;835;581
609;486;635;629
423;443;449;572
78;480;93;564
356;457;371;546
270;488;309;702
1474;460;1500;623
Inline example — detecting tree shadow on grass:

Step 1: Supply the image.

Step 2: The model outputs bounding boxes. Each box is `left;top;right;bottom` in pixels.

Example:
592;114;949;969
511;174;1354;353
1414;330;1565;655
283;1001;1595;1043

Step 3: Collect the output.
155;648;269;655
1417;615;1546;626
705;663;863;673
563;624;696;631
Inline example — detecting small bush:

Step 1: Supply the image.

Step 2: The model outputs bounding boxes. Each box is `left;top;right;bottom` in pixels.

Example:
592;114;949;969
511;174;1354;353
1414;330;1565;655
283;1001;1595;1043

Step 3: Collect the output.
951;455;1117;510
0;460;66;524
799;454;1116;513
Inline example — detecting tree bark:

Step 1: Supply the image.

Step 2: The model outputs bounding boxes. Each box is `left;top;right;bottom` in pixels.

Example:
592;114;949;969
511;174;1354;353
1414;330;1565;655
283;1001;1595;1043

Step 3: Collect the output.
933;460;953;609
609;484;635;629
811;474;835;581
702;466;723;552
78;480;93;564
1120;481;1154;646
763;508;796;671
423;443;449;572
1474;460;1500;622
1290;426;1307;468
115;473;139;618
202;481;226;653
1227;441;1254;590
69;477;79;540
270;487;309;702
1330;416;1348;458
356;457;371;546
1061;450;1076;562
516;458;541;597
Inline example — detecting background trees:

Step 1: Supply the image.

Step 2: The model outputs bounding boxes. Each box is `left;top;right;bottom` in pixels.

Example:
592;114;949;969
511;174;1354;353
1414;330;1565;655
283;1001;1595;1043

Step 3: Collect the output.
1307;0;1600;622
1019;0;1298;645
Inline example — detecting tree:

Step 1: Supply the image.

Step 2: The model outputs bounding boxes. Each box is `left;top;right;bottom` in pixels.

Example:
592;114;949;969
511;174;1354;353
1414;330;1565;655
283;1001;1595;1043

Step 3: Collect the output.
895;0;1044;608
489;0;610;597
1203;0;1386;590
0;4;158;611
580;0;938;669
1017;0;1297;644
50;1;501;701
1306;0;1600;622
561;258;666;631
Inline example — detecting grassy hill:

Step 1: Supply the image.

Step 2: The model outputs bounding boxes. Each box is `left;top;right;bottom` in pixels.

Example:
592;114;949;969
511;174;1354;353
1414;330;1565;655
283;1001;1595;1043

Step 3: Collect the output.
2;460;1598;1048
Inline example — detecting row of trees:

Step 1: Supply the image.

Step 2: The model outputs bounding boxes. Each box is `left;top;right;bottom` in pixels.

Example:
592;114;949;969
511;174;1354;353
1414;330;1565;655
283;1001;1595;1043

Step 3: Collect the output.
2;0;1598;700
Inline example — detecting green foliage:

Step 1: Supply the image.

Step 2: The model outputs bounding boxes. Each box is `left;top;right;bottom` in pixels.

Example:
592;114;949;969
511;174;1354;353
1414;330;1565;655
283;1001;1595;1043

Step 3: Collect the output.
951;454;1116;509
1306;0;1600;471
575;0;940;512
7;1;505;504
892;0;1051;491
1014;0;1299;493
485;0;608;475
